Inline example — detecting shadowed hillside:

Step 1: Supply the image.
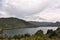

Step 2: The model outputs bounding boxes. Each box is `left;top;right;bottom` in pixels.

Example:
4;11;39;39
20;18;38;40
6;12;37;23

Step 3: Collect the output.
0;17;35;29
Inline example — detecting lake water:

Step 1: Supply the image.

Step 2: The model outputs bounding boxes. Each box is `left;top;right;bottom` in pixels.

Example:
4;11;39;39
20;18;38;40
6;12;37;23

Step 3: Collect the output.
4;27;58;36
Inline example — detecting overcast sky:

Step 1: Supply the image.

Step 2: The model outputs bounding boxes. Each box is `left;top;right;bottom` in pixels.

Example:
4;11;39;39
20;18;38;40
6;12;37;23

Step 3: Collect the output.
0;0;60;22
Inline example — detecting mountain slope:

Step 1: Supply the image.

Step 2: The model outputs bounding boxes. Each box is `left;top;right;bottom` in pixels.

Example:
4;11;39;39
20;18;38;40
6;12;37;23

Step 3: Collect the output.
0;17;35;29
29;21;60;27
29;21;52;25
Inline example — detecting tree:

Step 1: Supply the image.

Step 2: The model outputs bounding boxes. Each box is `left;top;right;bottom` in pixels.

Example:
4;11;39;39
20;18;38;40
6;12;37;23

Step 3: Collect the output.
47;29;53;34
35;30;44;37
13;35;18;40
24;33;30;37
17;34;21;40
55;28;60;38
47;29;57;38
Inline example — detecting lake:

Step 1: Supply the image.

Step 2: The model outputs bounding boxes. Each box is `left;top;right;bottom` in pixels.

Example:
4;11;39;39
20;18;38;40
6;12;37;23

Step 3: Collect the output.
4;27;58;36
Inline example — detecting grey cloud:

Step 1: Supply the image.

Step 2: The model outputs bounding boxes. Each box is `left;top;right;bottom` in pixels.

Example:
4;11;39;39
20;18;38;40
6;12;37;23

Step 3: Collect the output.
39;0;60;13
0;0;2;10
3;1;49;18
1;0;60;22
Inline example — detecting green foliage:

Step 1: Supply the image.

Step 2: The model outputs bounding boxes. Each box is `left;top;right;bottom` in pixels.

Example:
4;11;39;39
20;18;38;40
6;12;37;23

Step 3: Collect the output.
55;28;60;38
23;33;31;37
47;29;57;38
35;30;43;37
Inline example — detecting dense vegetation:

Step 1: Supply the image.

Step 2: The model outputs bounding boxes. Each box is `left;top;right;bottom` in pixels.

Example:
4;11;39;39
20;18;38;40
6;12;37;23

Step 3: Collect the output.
0;28;60;40
0;17;35;29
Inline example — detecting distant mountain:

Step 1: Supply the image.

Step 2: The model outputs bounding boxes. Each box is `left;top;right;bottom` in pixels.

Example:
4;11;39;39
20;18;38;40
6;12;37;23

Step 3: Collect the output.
22;16;57;27
0;17;35;29
29;21;60;27
29;21;52;26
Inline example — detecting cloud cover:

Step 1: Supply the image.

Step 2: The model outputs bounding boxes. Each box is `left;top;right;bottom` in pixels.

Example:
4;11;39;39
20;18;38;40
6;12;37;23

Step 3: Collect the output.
2;0;49;17
0;0;60;21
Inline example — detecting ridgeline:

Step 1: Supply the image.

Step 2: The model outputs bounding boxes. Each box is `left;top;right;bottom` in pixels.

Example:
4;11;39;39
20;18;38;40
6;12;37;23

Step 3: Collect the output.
0;17;35;29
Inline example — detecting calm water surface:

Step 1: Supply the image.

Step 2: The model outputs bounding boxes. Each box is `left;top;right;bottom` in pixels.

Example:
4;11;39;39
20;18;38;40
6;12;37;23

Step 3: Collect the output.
4;27;58;36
